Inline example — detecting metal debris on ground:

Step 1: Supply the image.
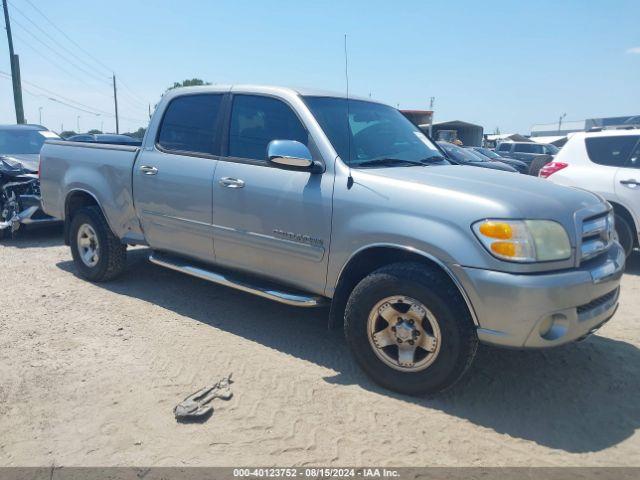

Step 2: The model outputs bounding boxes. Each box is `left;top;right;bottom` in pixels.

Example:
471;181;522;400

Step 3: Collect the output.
173;373;233;422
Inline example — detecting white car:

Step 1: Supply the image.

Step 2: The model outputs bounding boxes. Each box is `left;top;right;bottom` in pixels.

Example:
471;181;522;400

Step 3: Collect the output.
540;129;640;256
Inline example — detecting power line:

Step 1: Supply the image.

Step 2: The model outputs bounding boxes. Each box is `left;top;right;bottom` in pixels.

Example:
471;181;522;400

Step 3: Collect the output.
9;16;112;86
0;71;147;123
9;1;113;82
11;0;150;114
116;77;148;107
4;32;147;117
10;30;112;98
12;0;149;109
18;0;113;76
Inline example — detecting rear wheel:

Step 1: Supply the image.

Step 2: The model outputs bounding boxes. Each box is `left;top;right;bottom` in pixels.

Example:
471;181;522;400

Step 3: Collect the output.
615;214;634;257
344;262;478;395
528;154;553;176
69;206;127;281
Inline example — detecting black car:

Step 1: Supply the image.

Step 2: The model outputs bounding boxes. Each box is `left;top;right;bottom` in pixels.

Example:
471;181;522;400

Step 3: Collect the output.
469;146;529;174
66;133;142;146
436;141;518;172
495;141;558;168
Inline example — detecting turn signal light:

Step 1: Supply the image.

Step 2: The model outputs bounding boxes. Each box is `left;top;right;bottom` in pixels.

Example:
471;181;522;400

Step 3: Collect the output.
479;221;513;239
490;241;517;257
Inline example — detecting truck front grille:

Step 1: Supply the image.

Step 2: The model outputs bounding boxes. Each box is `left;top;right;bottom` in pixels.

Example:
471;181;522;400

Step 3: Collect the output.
580;211;614;263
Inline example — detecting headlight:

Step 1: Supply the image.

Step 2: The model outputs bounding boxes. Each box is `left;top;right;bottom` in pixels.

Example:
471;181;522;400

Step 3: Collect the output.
473;219;571;262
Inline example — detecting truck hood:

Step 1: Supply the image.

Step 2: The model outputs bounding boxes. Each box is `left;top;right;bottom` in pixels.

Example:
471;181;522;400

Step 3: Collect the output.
0;154;39;173
353;164;603;237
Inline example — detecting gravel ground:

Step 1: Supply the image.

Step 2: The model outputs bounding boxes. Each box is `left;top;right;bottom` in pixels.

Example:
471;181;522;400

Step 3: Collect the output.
0;226;638;467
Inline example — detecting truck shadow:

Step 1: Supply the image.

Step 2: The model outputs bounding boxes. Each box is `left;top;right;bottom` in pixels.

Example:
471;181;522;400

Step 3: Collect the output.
0;224;64;249
56;248;640;454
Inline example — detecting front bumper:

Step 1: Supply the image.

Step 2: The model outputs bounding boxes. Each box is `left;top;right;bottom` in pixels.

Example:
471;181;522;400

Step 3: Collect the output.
452;243;625;348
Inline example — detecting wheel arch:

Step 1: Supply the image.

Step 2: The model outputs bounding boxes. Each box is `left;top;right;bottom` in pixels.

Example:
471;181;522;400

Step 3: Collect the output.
329;244;479;329
63;189;102;245
608;200;638;248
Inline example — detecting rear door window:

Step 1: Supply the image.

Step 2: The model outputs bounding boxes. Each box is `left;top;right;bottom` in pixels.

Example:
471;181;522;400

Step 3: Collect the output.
157;94;223;155
228;95;308;161
585;135;640;167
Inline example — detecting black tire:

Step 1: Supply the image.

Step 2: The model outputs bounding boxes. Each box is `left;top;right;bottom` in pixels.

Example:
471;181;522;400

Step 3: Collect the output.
69;206;127;281
344;262;478;395
528;154;553;176
615;214;634;258
0;228;11;241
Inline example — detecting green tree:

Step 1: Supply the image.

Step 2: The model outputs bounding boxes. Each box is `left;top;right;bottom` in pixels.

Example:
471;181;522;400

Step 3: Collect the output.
123;127;146;139
60;131;77;139
167;78;211;91
88;129;102;134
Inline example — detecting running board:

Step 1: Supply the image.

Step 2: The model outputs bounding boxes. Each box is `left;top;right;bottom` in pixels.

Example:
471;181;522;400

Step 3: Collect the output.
148;253;328;308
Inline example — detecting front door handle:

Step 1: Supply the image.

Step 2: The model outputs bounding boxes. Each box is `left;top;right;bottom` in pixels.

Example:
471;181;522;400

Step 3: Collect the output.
620;179;639;187
219;177;245;189
139;165;158;175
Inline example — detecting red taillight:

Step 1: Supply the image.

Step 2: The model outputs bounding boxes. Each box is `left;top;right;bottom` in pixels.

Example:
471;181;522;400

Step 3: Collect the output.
539;161;568;179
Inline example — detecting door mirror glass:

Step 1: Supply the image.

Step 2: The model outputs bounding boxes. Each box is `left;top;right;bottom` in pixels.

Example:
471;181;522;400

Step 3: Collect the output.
267;140;313;169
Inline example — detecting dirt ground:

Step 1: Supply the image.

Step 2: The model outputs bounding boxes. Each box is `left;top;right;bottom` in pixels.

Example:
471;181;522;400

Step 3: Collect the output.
0;226;638;467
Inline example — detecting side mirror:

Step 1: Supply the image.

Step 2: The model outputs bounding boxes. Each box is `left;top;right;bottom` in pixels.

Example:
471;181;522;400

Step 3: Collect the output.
267;140;314;170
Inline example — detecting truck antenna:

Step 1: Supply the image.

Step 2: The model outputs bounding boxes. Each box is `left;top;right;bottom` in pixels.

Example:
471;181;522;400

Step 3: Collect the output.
344;34;354;189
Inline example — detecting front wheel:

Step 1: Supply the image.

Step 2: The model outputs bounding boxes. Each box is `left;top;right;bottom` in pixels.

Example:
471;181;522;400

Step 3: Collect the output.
344;262;478;395
615;214;635;257
69;206;127;281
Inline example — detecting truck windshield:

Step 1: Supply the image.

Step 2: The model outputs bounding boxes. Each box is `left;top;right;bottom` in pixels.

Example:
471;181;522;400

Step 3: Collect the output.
303;96;448;168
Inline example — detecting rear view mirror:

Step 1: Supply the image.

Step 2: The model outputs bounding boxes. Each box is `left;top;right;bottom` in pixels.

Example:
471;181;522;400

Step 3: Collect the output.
267;140;313;169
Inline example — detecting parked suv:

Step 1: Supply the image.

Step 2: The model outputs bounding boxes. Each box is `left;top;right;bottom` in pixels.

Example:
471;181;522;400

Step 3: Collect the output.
496;141;558;170
540;129;640;256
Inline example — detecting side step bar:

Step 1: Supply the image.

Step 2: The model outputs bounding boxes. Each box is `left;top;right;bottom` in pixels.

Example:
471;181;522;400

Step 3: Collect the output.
148;252;328;308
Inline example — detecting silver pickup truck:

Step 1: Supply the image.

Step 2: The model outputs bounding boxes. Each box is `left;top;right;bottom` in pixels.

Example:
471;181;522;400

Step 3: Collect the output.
40;85;625;394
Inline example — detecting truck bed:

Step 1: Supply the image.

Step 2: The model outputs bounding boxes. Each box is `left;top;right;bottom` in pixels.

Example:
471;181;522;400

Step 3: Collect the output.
39;140;144;242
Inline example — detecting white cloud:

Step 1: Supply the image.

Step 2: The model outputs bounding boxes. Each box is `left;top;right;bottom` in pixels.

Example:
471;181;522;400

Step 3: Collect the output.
626;47;640;54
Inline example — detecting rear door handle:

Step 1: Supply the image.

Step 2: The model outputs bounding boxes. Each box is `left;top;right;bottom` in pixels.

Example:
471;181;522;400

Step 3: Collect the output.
219;177;245;189
139;165;158;175
620;179;639;187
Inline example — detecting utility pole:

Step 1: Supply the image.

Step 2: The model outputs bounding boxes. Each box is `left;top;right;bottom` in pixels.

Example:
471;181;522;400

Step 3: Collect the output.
428;97;435;138
2;0;25;124
558;113;566;133
112;74;119;134
77;115;80;132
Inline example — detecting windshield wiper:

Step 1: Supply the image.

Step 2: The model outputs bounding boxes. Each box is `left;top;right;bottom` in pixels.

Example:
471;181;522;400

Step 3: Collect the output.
418;155;447;164
356;158;429;168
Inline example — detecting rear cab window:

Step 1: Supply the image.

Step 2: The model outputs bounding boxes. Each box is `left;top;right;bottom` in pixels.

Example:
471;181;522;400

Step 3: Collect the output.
497;143;511;152
585;135;640;167
514;143;543;154
157;94;223;155
228;95;308;161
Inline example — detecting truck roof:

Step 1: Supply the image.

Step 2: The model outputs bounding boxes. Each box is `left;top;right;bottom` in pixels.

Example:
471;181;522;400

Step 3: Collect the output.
164;84;380;104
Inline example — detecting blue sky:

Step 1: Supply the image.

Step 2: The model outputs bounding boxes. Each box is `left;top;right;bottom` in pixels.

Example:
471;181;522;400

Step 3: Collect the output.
1;0;639;134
